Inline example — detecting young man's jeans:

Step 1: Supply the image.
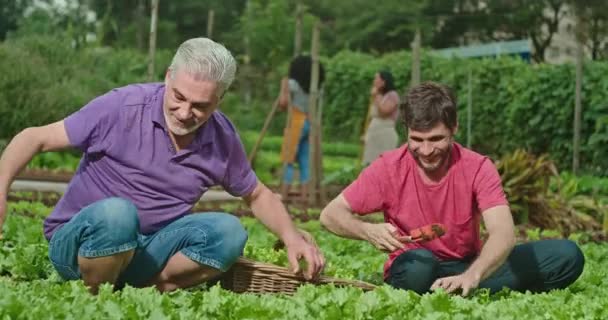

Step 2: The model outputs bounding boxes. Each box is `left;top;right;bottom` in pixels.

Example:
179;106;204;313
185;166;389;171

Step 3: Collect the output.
387;240;585;294
48;197;247;287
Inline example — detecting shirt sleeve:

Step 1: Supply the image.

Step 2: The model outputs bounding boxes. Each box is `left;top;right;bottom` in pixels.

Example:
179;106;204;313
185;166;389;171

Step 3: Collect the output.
288;79;299;93
473;158;509;212
222;135;258;197
63;90;119;153
342;158;389;215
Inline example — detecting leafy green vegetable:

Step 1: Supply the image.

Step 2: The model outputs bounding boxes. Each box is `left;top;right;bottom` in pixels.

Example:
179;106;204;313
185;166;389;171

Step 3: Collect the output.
1;201;608;319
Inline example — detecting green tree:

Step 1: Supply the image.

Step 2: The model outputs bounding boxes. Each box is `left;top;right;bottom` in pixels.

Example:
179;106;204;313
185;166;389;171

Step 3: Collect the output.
305;0;434;54
481;0;567;63
0;0;32;40
236;0;314;70
89;0;247;51
430;0;567;62
569;0;608;60
14;0;95;49
428;0;495;48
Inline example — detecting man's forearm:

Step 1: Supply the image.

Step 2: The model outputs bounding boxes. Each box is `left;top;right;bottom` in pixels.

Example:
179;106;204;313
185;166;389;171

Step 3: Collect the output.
320;199;370;241
248;187;300;243
466;232;515;281
0;128;43;193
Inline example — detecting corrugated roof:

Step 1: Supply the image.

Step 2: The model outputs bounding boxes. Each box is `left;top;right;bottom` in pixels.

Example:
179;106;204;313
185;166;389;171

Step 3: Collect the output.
434;39;531;58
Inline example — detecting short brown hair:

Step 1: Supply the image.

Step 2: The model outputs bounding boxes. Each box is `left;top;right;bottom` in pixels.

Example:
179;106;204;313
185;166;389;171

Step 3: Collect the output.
400;81;458;131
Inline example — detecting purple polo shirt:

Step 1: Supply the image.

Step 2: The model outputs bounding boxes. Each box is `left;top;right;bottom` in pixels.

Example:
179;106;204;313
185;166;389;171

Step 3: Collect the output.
43;83;258;240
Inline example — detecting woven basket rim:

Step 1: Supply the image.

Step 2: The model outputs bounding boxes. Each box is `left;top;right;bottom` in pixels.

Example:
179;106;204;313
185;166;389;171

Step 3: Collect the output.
224;257;377;292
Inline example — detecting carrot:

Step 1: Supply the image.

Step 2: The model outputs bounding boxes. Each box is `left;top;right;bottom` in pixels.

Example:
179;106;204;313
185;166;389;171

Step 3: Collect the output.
409;223;447;243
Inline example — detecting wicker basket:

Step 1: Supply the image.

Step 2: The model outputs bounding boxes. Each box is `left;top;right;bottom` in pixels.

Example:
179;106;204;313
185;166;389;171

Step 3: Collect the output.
220;257;377;294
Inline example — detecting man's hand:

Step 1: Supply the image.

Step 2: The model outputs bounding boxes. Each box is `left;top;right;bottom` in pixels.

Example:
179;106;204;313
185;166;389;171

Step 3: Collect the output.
284;232;325;280
363;223;410;252
430;272;481;296
244;182;325;280
243;181;325;280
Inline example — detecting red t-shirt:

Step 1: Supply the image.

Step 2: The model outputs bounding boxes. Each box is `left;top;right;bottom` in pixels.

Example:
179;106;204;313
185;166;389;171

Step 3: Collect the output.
343;143;508;278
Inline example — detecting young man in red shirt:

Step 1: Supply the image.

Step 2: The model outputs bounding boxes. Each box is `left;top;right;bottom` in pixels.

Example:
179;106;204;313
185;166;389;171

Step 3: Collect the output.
320;82;584;296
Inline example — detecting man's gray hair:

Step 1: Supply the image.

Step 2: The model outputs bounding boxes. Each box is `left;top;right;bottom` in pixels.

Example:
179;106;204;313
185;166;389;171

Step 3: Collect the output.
168;38;237;96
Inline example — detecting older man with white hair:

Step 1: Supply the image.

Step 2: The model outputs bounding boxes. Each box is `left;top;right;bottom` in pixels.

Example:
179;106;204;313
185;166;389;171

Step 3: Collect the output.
0;38;324;294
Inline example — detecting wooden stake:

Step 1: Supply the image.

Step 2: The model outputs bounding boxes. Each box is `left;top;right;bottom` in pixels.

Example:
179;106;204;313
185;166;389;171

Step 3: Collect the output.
307;22;321;206
573;20;583;175
207;9;215;39
294;3;303;57
358;96;373;163
243;1;252;106
317;88;326;204
411;28;421;86
279;99;294;200
136;0;145;51
147;0;159;81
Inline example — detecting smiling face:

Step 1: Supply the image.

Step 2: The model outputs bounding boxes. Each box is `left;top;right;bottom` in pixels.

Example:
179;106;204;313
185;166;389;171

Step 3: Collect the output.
163;69;221;137
407;122;456;175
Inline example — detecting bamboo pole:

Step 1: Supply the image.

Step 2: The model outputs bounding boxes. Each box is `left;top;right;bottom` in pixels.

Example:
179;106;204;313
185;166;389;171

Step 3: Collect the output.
294;3;303;58
317;86;326;204
307;22;321;206
573;21;583;175
147;0;159;81
411;28;421;86
243;0;252;107
207;9;215;39
358;97;373;164
136;0;145;51
279;98;294;200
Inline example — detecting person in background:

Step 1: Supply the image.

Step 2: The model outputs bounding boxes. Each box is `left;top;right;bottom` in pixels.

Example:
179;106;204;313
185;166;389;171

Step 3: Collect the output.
321;81;584;296
0;38;324;294
278;55;325;205
361;70;400;165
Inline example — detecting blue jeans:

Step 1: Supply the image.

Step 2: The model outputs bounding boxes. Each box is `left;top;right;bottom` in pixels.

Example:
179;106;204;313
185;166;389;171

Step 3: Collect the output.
48;197;248;287
387;239;585;294
284;119;310;184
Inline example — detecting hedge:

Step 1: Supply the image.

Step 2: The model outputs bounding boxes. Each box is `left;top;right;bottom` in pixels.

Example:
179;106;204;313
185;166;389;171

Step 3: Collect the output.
323;51;608;175
1;35;606;174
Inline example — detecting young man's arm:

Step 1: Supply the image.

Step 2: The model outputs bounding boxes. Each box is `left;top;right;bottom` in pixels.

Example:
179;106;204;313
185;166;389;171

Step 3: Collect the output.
321;154;407;252
0;121;72;238
242;180;325;280
431;205;515;296
320;194;407;252
464;205;516;279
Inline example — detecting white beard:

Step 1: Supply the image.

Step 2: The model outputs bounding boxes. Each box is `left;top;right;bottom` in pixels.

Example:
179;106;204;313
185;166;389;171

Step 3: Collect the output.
163;111;204;136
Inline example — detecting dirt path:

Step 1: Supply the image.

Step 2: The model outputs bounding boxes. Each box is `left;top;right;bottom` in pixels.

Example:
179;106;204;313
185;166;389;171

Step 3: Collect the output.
10;179;240;202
